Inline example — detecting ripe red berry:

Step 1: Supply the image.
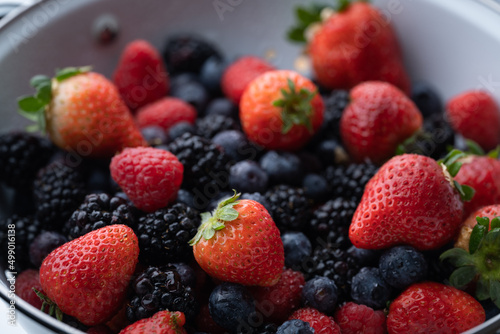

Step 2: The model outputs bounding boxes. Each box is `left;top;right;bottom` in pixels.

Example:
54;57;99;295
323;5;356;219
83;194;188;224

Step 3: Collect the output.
136;97;197;132
119;310;186;334
334;302;387;334
289;307;341;334
16;269;44;309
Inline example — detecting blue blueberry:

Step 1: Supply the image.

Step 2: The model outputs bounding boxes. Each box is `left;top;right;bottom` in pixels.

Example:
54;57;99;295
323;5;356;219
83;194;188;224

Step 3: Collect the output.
314;139;344;166
212;130;259;162
302;276;338;314
29;231;68;267
200;56;226;95
169;263;196;289
175;189;196;210
141;126;168;146
229;160;268;194
347;246;381;268
168;121;195;142
277;320;315;334
351;267;393;309
209;283;256;332
170;78;209;114
302;173;329;202
241;192;272;213
379;245;428;290
411;81;443;118
281;231;312;269
259;151;303;186
205;98;238;119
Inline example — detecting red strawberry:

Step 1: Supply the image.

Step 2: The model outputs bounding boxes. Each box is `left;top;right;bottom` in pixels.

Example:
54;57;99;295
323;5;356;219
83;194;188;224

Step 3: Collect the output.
221;56;274;104
240;70;324;150
334;302;387;334
190;192;284;287
289;307;341;334
349;153;467;250
39;225;139;326
387;282;485;334
454;155;500;217
340;81;423;164
250;269;305;323
113;40;169;111
16;269;44;309
18;67;146;158
119;310;186;334
446;90;500;151
307;2;410;94
136;97;197;131
110;147;183;212
455;204;500;251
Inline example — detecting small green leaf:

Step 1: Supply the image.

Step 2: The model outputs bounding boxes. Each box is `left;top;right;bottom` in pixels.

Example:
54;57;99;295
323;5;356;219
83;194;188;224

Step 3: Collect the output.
337;0;352;11
30;75;51;89
488;146;500;159
461;185;475;202
490;280;500;309
212;221;226;231
449;266;477;289
35;82;52;104
200;212;212;224
26;124;40;133
440;247;473;266
218;207;239;222
55;307;63;321
465;139;485;156
476;278;491;300
202;228;215;240
491;217;500;229
485;229;500;245
55;66;91;82
18;96;44;112
296;7;319;25
218;191;240;209
273;99;286;107
476;216;490;228
287;26;307;43
447;162;462;177
470;224;487;254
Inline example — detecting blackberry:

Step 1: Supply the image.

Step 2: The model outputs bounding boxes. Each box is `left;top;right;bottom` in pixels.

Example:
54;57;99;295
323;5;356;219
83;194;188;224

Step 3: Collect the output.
265;185;312;232
195;114;240;139
0;215;42;271
136;203;200;265
34;161;86;230
127;265;199;322
311;90;349;144
0;132;54;189
65;193;136;240
324;162;378;202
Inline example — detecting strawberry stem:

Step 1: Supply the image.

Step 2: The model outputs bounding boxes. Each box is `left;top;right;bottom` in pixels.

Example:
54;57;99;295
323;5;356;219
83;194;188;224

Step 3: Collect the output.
33;288;63;321
438;149;475;202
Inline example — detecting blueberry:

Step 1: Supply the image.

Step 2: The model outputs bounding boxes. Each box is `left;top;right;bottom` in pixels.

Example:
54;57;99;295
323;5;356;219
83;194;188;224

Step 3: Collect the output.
163;35;221;74
347;246;382;268
229;160;268;194
277;320;315;334
351;267;392;309
212;130;260;162
302;173;329;202
141;126;168;146
281;231;312;269
379;245;428;290
302;276;338;314
205;98;238;119
314;139;344;166
411;81;443;118
170;79;209;114
169;263;196;289
259;151;303;186
209;283;256;332
176;189;196;209
240;192;272;213
29;231;68;267
200;56;226;95
168;122;195;142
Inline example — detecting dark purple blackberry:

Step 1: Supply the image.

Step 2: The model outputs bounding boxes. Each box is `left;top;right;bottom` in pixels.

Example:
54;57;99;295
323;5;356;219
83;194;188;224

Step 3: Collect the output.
64;193;136;240
163;35;221;74
136;203;200;265
0;132;54;189
0;215;42;271
127;265;199;322
265;185;312;232
310;90;349;144
324;162;378;202
195;114;240;139
34;161;86;230
308;198;358;249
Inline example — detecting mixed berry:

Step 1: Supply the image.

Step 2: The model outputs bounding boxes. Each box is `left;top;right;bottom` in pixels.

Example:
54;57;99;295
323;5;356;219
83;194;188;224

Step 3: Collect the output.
2;1;500;333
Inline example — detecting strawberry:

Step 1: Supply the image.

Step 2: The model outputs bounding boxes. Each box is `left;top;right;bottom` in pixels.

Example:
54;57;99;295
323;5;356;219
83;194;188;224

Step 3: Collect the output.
39;225;139;326
119;310;186;334
340;81;423;165
349;152;473;250
190;192;284;287
18;67;146;158
135;97;197;131
289;307;341;334
387;282;485;334
334;302;387;334
455;204;500;251
110;147;183;212
113;39;169;111
291;2;410;93
16;269;44;309
240;70;324;150
221;56;274;104
446;90;500;151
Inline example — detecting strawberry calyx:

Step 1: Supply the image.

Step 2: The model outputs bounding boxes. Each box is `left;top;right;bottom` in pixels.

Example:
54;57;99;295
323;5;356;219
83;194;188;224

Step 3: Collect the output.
272;79;316;134
464;139;500;158
440;216;500;308
33;288;63;321
17;66;92;132
438;149;475;202
189;191;241;245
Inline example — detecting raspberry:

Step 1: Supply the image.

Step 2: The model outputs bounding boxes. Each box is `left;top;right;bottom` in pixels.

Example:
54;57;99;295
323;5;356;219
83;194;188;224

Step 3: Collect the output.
136;97;197;132
110;147;183;212
334;302;387;334
16;269;44;309
289;308;341;334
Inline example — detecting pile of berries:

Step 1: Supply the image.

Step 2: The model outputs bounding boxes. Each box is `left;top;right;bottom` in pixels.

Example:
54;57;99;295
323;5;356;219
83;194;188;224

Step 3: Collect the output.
2;1;500;333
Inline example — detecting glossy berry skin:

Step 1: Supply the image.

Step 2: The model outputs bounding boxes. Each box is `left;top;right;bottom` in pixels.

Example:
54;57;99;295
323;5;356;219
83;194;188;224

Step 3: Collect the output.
309;2;410;94
302;276;338;315
340;81;422;164
16;269;44;309
113;39;169;111
260;151;303;186
379;246;427;291
40;225;139;326
222;56;274;104
119;310;186;334
334;302;386;334
110;147;183;212
350;154;464;250
289;307;341;334
212;130;256;163
240;70;324;151
136;97;197;132
446;90;500;151
29;231;68;268
411;82;443;118
281;231;312;269
455;204;500;251
387;282;485;334
229;160;268;194
351;267;392;309
277;320;314;334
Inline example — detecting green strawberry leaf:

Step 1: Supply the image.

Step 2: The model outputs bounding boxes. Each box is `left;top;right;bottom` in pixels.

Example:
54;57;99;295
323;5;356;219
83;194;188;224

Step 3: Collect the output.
30;75;51;89
447;162;462;178
55;66;91;82
490;280;500;309
18;96;44;112
218;207;239;222
476;278;491;300
449;266;477;289
485;228;500;245
287;26;307;43
470;224;487;254
33;288;63;321
202;228;215;240
440;247;474;267
488;146;500;159
453;181;475;202
35;82;52;104
465;139;486;156
491;217;500;229
477;216;491;228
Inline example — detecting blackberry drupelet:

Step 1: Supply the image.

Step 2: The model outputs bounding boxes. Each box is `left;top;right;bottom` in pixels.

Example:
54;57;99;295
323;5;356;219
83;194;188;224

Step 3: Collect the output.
265;185;312;232
65;193;136;240
136;203;200;265
311;90;349;143
34;161;86;231
324;162;378;202
195;114;240;139
127;265;199;323
0;132;54;189
0;215;42;271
